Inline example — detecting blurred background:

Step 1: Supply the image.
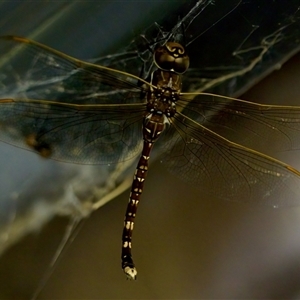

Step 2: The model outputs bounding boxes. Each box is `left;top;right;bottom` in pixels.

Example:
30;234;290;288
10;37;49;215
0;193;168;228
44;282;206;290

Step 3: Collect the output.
0;1;300;299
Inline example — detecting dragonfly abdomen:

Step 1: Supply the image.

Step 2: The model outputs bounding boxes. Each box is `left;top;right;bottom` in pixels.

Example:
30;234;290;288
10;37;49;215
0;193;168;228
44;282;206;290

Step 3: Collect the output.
121;143;150;280
121;113;167;279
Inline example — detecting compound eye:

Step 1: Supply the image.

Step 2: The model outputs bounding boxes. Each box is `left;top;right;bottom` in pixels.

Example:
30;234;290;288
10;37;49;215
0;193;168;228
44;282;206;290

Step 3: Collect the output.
154;42;190;74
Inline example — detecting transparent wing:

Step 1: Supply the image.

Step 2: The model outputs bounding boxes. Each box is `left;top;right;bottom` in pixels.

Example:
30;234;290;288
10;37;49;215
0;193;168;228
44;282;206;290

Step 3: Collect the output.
0;36;151;164
160;111;300;207
0;99;145;164
0;36;151;104
178;92;300;154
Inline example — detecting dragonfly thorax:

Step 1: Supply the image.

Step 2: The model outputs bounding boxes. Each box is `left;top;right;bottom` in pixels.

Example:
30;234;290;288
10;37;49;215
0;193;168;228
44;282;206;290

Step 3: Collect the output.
147;69;182;117
146;87;177;117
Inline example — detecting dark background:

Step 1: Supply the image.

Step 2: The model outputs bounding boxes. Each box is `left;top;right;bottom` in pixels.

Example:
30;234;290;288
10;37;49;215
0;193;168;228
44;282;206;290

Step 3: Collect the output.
0;1;300;299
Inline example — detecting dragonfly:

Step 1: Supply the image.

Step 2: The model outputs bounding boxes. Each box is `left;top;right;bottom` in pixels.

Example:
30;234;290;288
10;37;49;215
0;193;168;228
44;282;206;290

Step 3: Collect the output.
1;36;300;279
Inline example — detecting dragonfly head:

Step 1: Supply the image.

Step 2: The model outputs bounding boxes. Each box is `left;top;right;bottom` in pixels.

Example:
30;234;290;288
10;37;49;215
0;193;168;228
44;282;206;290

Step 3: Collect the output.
154;42;190;74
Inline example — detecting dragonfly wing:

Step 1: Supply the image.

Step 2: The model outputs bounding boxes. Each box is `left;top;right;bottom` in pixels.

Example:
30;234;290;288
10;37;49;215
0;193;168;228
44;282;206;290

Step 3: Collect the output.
0;99;145;164
178;93;300;154
160;111;300;207
0;36;149;104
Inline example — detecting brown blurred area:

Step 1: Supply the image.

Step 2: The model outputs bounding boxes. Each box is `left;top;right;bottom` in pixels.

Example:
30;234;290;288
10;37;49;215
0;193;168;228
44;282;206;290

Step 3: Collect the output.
1;52;300;299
